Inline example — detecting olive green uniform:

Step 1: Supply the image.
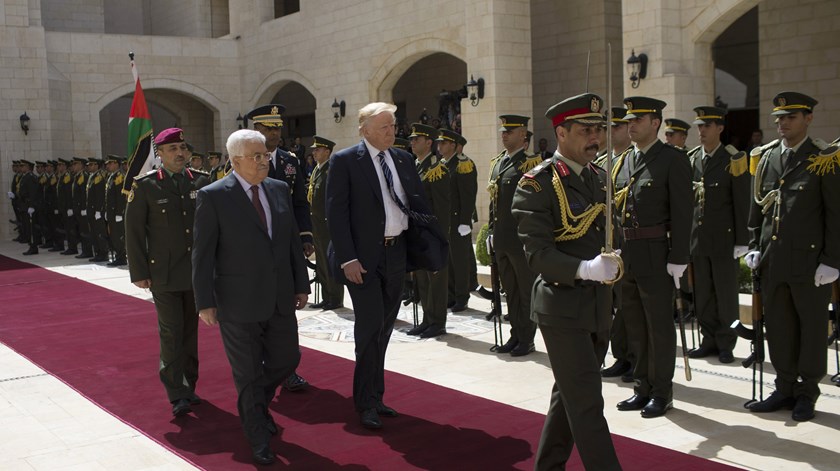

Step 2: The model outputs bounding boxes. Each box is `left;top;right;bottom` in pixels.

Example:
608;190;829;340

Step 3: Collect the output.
105;170;127;262
446;153;478;306
415;153;451;330
56;170;75;251
125;167;208;403
71;171;92;256
17;171;41;249
308;161;344;305
86;170;108;259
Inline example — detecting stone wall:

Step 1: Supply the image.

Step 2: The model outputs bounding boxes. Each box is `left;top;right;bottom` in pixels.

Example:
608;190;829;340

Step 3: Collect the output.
41;0;104;33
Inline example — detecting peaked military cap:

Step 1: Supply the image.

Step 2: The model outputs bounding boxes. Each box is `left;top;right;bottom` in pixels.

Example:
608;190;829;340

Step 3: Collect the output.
665;118;691;133
610;107;629;126
190;152;205;159
623;96;666;119
310;136;336;150
248;104;286;127
46;160;56;167
393;137;410;150
58;158;72;165
207;151;222;160
155;128;185;146
35;161;47;166
408;123;437;139
105;154;121;164
545;93;606;127
436;129;463;143
692;106;726;125
498;115;530;132
456;134;468;146
771;91;818;116
86;157;103;165
72;156;87;164
19;159;34;166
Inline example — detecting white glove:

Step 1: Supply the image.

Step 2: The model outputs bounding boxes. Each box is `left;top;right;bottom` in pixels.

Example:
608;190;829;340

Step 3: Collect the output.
486;234;494;252
94;211;101;220
27;207;34;215
7;191;14;199
457;224;471;237
67;209;73;216
744;250;760;270
666;263;687;289
733;245;749;259
815;263;840;287
53;209;59;215
115;215;123;222
578;253;621;282
80;210;87;216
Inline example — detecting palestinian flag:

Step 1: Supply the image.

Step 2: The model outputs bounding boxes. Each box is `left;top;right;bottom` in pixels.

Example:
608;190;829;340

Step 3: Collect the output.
122;52;155;195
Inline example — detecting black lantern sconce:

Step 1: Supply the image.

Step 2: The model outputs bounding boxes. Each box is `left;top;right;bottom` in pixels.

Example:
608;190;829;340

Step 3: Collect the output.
236;113;246;129
332;98;346;123
20;112;30;135
627;49;648;89
465;75;485;107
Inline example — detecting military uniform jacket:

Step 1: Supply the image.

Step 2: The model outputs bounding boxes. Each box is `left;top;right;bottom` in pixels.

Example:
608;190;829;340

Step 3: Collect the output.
308;161;329;234
125;168;207;292
57;171;73;213
748;138;840;283
613;140;693;274
43;173;58;214
210;164;226;183
511;157;612;332
270;147;313;244
446;153;478;230
71;172;89;214
11;173;22;210
86;170;106;214
688;145;750;257
105;170;126;220
17;172;41;210
488;149;542;252
417;154;451;236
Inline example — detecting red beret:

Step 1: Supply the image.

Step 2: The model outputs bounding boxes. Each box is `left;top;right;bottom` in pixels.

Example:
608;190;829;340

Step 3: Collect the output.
155;128;185;146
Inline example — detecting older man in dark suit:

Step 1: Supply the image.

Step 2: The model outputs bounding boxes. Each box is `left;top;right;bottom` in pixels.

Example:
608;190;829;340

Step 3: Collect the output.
326;102;437;430
192;129;310;465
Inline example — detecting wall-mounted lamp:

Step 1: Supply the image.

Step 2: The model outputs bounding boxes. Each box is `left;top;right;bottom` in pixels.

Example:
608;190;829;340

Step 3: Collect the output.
627;49;648;89
236;113;245;129
20;112;30;135
332;98;346;123
465;75;485;107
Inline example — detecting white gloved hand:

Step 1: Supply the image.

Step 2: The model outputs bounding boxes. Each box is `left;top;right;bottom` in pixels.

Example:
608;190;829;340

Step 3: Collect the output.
486;234;494;252
80;210;87;216
733;245;749;259
458;224;471;237
53;209;59;215
115;215;123;222
744;250;760;270
578;254;621;282
27;207;35;215
7;191;14;199
94;211;101;220
67;209;73;216
815;263;840;287
666;263;688;289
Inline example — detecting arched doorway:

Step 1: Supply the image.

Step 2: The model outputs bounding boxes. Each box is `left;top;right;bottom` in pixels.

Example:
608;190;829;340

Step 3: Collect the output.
268;82;317;150
391;52;467;137
99;89;217;157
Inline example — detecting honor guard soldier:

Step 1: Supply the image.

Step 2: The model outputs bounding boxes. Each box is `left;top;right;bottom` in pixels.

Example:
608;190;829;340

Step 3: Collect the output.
104;155;127;266
53;158;73;252
393;137;410;151
613;97;692;418
247;104;312;392
70;157;92;257
439;129;477;312
685;106;750;364
745;92;840;421
18;160;41;255
307;136;345;310
189;151;205;171
85;158;109;262
125;128;208;417
664;119;691;150
457;136;480;292
9;160;23;242
488;115;542;356
207;151;225;182
406;123;451;338
41;160;60;250
594;107;631;168
511;93;621;471
33;161;49;249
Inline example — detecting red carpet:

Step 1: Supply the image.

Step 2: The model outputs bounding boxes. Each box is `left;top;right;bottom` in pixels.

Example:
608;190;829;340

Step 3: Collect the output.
0;255;740;470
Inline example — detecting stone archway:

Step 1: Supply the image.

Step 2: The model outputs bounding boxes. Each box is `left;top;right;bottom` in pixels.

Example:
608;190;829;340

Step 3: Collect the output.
369;38;467;103
390;52;468;135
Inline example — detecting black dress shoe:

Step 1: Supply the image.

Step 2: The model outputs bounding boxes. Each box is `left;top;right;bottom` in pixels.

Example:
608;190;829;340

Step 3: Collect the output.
601;359;632;378
641;397;673;418
688;345;717;359
510;342;536;357
495;337;518;354
107;259;127;267
252;444;276;465
48;247;64;252
477;286;494;300
90;255;108;263
450;302;468;312
321;302;344;311
621;369;635;383
376;402;398;418
22;247;38;255
447;300;457;309
188;393;202;405
748;391;795;413
617;394;650;411
792;396;816;422
718;350;734;364
420;325;447;338
309;300;326;309
282;372;308;392
75;252;93;259
61;249;78;255
406;324;428;336
359;408;382;429
171;398;192;417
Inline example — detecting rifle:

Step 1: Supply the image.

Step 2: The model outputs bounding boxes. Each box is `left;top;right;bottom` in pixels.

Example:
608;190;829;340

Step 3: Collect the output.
486;235;505;351
402;272;420;327
828;281;840;385
732;269;765;407
674;263;693;381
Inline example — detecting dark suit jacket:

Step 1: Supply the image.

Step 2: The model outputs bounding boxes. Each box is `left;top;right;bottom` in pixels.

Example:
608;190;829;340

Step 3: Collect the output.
326;140;434;283
269;147;313;244
192;174;309;323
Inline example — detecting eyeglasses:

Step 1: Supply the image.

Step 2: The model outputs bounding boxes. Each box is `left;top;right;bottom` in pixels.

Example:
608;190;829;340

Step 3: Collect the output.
240;152;271;163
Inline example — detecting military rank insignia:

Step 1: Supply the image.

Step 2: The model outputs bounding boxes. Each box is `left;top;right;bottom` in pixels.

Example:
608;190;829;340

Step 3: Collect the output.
517;178;542;192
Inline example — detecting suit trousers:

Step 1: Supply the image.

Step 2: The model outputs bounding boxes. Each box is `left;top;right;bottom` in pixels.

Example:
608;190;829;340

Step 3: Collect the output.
417;268;448;328
496;247;537;345
108;219;126;260
535;324;621;471
609;308;629;362
64;212;79;249
88;214;108;256
219;308;301;449
692;255;738;352
447;228;472;306
152;289;199;403
75;212;92;253
621;268;676;400
346;237;406;411
763;281;830;402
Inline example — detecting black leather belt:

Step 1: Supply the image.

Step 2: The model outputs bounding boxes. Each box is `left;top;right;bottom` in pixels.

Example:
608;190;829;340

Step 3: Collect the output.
623;224;668;240
384;235;401;247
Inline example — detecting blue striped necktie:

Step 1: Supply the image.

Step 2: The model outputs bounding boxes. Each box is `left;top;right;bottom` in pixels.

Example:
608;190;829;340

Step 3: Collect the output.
376;151;432;223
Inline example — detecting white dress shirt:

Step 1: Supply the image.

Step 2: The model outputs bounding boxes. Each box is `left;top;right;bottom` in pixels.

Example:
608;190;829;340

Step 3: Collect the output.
364;138;409;237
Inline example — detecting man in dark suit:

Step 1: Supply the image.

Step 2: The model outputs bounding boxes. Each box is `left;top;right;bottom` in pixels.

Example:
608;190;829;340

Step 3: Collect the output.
125;128;208;418
307;136;344;310
613;97;692;418
512;93;621;471
193;129;310;465
745;92;840;422
17;160;41;255
326;102;435;430
686;106;750;364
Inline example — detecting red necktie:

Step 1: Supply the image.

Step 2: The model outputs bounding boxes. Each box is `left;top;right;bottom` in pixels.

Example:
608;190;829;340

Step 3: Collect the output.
250;185;267;230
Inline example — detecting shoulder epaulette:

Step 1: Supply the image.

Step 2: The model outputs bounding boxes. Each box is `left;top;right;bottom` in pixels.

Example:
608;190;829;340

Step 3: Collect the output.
424;161;448;182
522;159;551;179
190;169;210;176
805;144;840;176
832;136;840;146
749;139;779;176
490;150;505;163
134;169;157;181
812;138;829;151
726;146;748;177
518;155;542;173
665;143;687;152
725;144;740;156
456;159;475;174
686;145;702;157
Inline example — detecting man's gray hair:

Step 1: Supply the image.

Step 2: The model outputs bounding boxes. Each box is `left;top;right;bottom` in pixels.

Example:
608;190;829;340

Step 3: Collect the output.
226;129;266;158
358;102;397;129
